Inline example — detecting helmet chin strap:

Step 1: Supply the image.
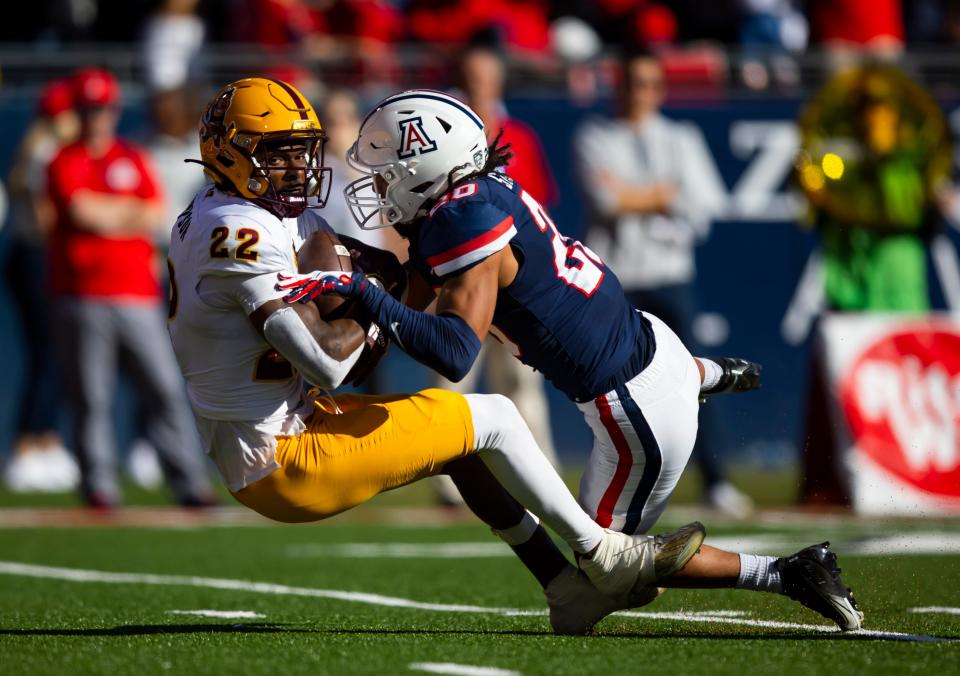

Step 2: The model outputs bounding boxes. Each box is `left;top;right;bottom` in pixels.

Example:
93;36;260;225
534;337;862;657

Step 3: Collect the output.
255;189;307;219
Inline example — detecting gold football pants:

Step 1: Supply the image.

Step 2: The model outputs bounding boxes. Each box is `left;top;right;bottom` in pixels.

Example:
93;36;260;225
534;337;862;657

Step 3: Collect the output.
232;389;475;523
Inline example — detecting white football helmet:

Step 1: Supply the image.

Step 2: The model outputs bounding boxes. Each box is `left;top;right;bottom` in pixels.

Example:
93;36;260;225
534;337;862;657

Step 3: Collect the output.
344;90;489;229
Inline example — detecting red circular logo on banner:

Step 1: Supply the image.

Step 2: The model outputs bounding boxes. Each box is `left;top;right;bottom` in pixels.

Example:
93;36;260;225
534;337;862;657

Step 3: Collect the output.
839;324;960;497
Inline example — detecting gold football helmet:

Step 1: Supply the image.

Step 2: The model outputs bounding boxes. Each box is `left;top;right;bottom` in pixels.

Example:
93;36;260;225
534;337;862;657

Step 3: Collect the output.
197;77;330;217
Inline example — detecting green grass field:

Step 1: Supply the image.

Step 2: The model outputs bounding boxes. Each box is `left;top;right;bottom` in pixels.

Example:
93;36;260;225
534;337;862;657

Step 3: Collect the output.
1;484;959;676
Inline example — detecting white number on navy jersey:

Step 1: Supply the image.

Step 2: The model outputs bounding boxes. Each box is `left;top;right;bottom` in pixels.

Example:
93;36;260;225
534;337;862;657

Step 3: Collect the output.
428;182;479;218
519;190;604;297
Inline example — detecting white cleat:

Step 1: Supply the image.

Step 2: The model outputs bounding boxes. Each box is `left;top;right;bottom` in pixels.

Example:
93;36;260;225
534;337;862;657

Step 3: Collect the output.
577;529;656;600
545;566;667;635
545;566;621;635
578;522;706;603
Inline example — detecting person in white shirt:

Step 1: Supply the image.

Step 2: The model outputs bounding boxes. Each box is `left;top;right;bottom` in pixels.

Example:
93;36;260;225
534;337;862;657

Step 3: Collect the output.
575;48;753;516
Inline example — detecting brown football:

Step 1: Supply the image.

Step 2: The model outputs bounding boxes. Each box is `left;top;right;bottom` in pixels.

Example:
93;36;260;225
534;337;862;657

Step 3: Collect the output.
296;229;354;319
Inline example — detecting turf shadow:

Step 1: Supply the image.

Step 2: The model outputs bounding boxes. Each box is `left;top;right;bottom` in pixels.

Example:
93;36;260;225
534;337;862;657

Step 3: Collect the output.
0;623;310;637
321;628;955;643
320;628;555;637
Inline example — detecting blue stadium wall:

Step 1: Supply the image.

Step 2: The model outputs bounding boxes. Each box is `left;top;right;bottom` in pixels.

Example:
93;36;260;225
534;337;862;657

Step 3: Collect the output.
0;94;956;471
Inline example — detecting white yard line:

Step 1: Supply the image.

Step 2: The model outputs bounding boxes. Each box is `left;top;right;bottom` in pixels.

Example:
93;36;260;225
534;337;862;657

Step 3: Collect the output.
0;560;952;643
409;663;521;676
283;534;960;560
0;561;521;615
167;609;265;619
910;607;960;616
614;611;946;642
705;533;960;556
285;543;513;558
844;534;960;555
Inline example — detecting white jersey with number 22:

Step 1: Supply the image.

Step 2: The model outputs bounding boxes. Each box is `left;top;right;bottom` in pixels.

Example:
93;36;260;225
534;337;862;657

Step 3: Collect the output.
166;186;330;490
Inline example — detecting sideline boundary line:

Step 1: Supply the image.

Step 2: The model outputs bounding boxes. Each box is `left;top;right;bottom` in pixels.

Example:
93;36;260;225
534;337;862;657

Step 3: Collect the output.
0;560;953;643
409;663;521;676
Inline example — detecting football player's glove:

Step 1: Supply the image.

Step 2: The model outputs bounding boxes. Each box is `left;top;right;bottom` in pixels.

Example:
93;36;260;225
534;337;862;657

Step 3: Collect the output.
345;320;390;387
337;234;407;301
277;270;372;303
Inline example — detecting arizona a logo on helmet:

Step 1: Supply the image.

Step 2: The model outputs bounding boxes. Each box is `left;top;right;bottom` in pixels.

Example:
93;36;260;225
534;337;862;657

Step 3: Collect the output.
397;117;438;159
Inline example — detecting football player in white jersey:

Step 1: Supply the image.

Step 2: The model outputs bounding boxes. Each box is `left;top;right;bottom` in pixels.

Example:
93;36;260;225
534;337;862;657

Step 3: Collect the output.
166;77;709;617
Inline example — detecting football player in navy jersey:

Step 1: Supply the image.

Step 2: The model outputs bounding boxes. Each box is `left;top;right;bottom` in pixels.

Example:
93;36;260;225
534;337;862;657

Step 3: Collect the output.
279;90;863;634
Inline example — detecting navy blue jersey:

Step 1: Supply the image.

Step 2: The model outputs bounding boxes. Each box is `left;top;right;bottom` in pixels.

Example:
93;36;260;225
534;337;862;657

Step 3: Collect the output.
408;172;654;402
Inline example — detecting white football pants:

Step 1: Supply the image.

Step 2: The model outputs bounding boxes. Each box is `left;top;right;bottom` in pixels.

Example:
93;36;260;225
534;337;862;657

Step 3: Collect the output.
578;311;701;535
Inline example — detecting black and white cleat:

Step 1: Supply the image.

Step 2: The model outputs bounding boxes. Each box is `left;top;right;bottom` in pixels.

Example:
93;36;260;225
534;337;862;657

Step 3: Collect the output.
700;357;762;400
777;542;864;631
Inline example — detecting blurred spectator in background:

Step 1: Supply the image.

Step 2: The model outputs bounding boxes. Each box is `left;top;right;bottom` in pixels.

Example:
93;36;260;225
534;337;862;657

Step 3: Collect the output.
808;0;904;65
130;87;207;492
321;89;379;242
141;0;207;92
432;42;560;506
320;88;407;258
574;48;752;516
553;0;678;49
668;0;742;43
738;0;808;90
3;79;80;492
233;0;328;50
230;0;403;91
407;0;552;57
144;87;207;235
45;68;214;509
326;0;405;85
458;43;557;205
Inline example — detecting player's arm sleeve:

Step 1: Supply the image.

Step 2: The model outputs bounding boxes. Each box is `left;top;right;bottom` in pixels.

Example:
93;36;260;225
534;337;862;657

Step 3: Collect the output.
352;280;480;382
262;305;363;389
334;199;512;381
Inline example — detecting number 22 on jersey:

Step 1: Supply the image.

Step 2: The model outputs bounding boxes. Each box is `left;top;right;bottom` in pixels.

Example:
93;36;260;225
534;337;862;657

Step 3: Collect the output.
519;190;604;297
209;226;260;262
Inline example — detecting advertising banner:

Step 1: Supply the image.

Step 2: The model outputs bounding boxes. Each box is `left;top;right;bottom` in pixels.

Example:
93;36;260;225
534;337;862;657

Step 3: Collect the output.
819;313;960;514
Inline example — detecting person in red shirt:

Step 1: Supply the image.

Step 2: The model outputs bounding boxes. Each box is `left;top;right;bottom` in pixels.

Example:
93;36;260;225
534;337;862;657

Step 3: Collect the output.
46;68;214;509
458;43;558;206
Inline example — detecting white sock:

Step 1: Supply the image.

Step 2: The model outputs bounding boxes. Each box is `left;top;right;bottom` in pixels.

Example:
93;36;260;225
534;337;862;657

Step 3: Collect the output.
735;553;783;593
466;394;604;554
699;358;723;391
491;511;540;545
